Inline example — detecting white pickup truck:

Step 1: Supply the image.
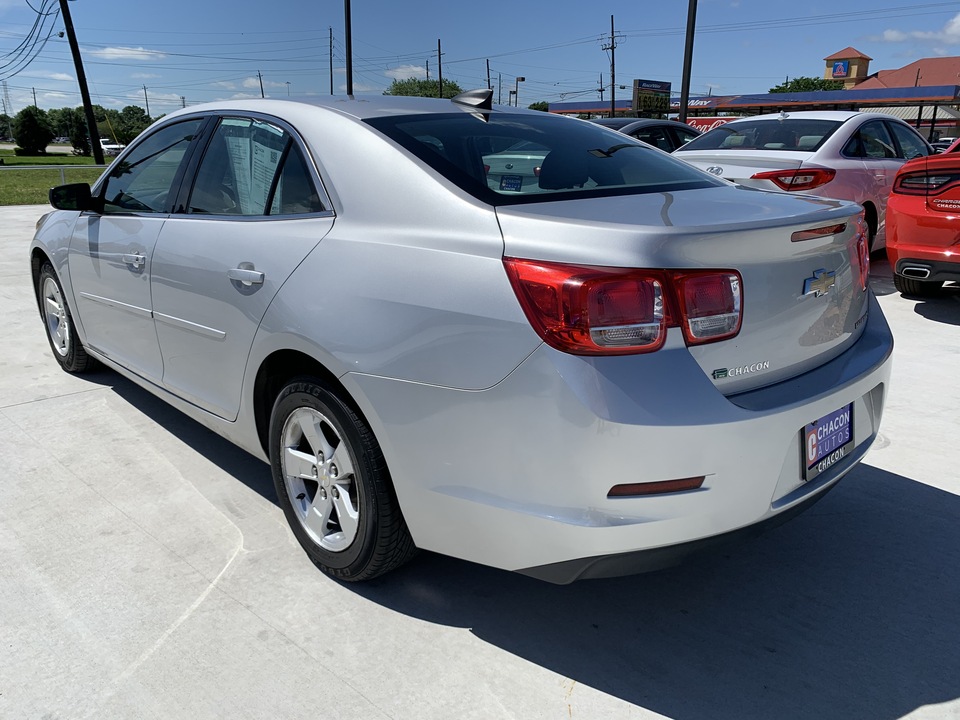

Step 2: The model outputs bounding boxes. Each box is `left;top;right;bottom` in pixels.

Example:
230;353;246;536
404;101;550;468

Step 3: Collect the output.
99;137;125;156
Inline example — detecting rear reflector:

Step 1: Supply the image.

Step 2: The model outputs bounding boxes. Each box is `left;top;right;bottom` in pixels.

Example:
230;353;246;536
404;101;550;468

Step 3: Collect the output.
608;476;706;497
791;223;847;242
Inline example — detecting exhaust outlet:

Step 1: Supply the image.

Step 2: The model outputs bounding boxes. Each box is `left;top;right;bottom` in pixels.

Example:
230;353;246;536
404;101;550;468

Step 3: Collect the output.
901;266;931;279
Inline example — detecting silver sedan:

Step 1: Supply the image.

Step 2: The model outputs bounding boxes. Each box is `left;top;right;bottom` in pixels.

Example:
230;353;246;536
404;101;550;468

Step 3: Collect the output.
30;92;892;583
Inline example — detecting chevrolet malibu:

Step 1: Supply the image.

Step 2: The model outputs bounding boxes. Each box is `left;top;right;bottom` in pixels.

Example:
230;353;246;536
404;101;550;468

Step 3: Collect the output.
30;91;892;583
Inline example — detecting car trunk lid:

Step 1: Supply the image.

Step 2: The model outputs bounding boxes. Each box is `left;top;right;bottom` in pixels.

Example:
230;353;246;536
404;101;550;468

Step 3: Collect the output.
496;185;870;394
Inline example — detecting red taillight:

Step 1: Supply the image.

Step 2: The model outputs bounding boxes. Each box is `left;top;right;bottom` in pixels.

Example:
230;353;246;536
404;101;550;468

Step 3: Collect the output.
503;258;742;355
675;272;742;344
893;170;960;196
751;168;836;191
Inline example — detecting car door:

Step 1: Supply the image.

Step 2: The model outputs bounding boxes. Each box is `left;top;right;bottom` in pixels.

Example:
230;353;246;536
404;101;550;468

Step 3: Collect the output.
150;115;333;420
67;118;205;382
848;120;901;219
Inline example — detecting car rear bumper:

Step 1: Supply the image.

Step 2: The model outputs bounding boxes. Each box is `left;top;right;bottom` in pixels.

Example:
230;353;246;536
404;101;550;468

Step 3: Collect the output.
345;292;893;582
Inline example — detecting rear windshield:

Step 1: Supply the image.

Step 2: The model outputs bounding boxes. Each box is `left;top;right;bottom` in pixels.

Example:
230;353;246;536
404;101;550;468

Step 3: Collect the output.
365;112;721;206
679;118;843;153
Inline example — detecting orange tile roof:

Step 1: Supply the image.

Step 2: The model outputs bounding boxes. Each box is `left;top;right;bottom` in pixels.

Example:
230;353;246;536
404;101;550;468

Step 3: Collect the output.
857;57;960;89
824;47;873;61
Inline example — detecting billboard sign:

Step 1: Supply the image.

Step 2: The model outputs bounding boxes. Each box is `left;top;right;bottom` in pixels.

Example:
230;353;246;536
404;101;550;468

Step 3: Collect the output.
633;79;671;114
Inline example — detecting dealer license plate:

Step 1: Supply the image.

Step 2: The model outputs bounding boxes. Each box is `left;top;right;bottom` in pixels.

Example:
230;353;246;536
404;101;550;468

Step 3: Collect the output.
802;403;854;482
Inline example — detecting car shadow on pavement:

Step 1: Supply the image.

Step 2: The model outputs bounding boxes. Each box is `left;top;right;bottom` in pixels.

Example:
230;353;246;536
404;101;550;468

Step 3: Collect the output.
912;286;960;326
99;372;959;720
354;465;960;720
102;371;277;501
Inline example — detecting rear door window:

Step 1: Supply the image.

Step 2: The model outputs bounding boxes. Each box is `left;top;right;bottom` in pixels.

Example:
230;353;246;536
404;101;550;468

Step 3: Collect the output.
887;122;930;160
187;117;325;216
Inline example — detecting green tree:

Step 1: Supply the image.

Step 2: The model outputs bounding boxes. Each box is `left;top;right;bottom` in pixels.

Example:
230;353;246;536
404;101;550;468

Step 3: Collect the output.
384;78;464;99
116;105;152;144
12;105;54;154
0;112;12;139
46;107;72;137
527;101;549;112
769;77;844;93
65;107;91;155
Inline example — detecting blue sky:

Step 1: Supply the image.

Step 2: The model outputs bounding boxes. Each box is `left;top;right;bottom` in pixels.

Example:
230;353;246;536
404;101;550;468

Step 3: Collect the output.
2;0;960;116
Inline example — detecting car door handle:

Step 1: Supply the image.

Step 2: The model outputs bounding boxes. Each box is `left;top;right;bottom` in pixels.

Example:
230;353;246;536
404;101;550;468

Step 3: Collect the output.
227;267;265;286
122;253;145;269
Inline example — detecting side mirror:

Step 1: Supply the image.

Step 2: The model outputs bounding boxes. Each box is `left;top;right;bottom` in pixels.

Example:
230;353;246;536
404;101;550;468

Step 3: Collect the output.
49;183;96;212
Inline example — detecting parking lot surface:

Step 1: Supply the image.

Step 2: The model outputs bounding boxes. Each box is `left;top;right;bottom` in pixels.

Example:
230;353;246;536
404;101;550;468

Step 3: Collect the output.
1;204;958;719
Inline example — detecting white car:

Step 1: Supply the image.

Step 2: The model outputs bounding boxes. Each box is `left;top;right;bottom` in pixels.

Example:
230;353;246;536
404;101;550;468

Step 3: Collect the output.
675;110;933;250
99;137;125;156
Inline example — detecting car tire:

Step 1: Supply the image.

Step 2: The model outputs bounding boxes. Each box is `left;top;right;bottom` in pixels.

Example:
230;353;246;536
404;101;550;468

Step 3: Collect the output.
38;262;96;373
893;273;943;297
269;378;417;581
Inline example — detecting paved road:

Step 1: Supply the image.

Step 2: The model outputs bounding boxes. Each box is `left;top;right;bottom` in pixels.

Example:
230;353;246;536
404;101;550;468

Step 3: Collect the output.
0;142;74;154
1;203;958;720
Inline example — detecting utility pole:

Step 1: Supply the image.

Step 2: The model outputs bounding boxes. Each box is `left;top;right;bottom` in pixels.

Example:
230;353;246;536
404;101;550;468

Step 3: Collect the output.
678;0;698;124
426;59;429;80
143;85;150;117
58;0;103;164
32;87;37;106
329;27;334;95
437;39;443;98
344;0;353;96
598;73;604;102
486;59;491;90
602;15;619;118
180;96;186;108
257;71;265;98
498;73;502;105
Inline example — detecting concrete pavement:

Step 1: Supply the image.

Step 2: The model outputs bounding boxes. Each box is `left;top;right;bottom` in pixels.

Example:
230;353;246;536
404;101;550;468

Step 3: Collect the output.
1;204;958;719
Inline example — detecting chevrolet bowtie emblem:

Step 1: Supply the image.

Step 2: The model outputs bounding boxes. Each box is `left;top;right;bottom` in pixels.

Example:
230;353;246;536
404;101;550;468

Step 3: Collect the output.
803;269;836;298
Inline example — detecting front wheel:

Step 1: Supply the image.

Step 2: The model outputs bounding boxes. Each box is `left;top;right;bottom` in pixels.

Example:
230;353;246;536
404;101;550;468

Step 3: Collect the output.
269;378;416;581
38;262;96;373
893;273;943;297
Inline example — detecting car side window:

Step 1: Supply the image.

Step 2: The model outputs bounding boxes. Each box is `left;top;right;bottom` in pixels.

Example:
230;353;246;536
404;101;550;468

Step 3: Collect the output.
632;127;673;152
673;128;700;147
887;122;930;160
100;119;203;214
188;117;324;216
856;121;897;160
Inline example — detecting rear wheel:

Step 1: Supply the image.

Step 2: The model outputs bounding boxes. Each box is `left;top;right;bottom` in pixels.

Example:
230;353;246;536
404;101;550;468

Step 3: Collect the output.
893;273;943;297
38;262;95;373
269;378;416;581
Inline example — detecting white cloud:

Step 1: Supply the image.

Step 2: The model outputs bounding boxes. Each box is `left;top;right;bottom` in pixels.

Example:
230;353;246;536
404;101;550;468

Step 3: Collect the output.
48;72;73;82
871;12;960;45
384;64;427;81
88;46;167;61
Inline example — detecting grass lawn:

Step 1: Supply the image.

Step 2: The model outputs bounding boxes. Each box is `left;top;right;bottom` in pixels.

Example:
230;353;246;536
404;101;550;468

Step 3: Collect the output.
0;150;107;205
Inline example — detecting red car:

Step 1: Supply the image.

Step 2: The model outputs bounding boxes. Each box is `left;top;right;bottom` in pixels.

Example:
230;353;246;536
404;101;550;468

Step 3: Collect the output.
886;145;960;296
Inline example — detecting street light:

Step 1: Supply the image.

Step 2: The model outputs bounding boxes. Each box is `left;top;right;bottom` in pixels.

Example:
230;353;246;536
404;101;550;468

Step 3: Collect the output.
286;81;291;96
514;76;525;107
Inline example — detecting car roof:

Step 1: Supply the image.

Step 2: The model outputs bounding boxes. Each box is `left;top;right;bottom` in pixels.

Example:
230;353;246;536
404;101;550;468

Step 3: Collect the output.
724;110;903;123
160;93;537;123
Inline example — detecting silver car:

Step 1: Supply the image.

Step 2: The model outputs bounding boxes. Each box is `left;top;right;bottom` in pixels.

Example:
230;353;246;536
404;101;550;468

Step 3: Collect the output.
30;92;892;583
675;110;933;251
